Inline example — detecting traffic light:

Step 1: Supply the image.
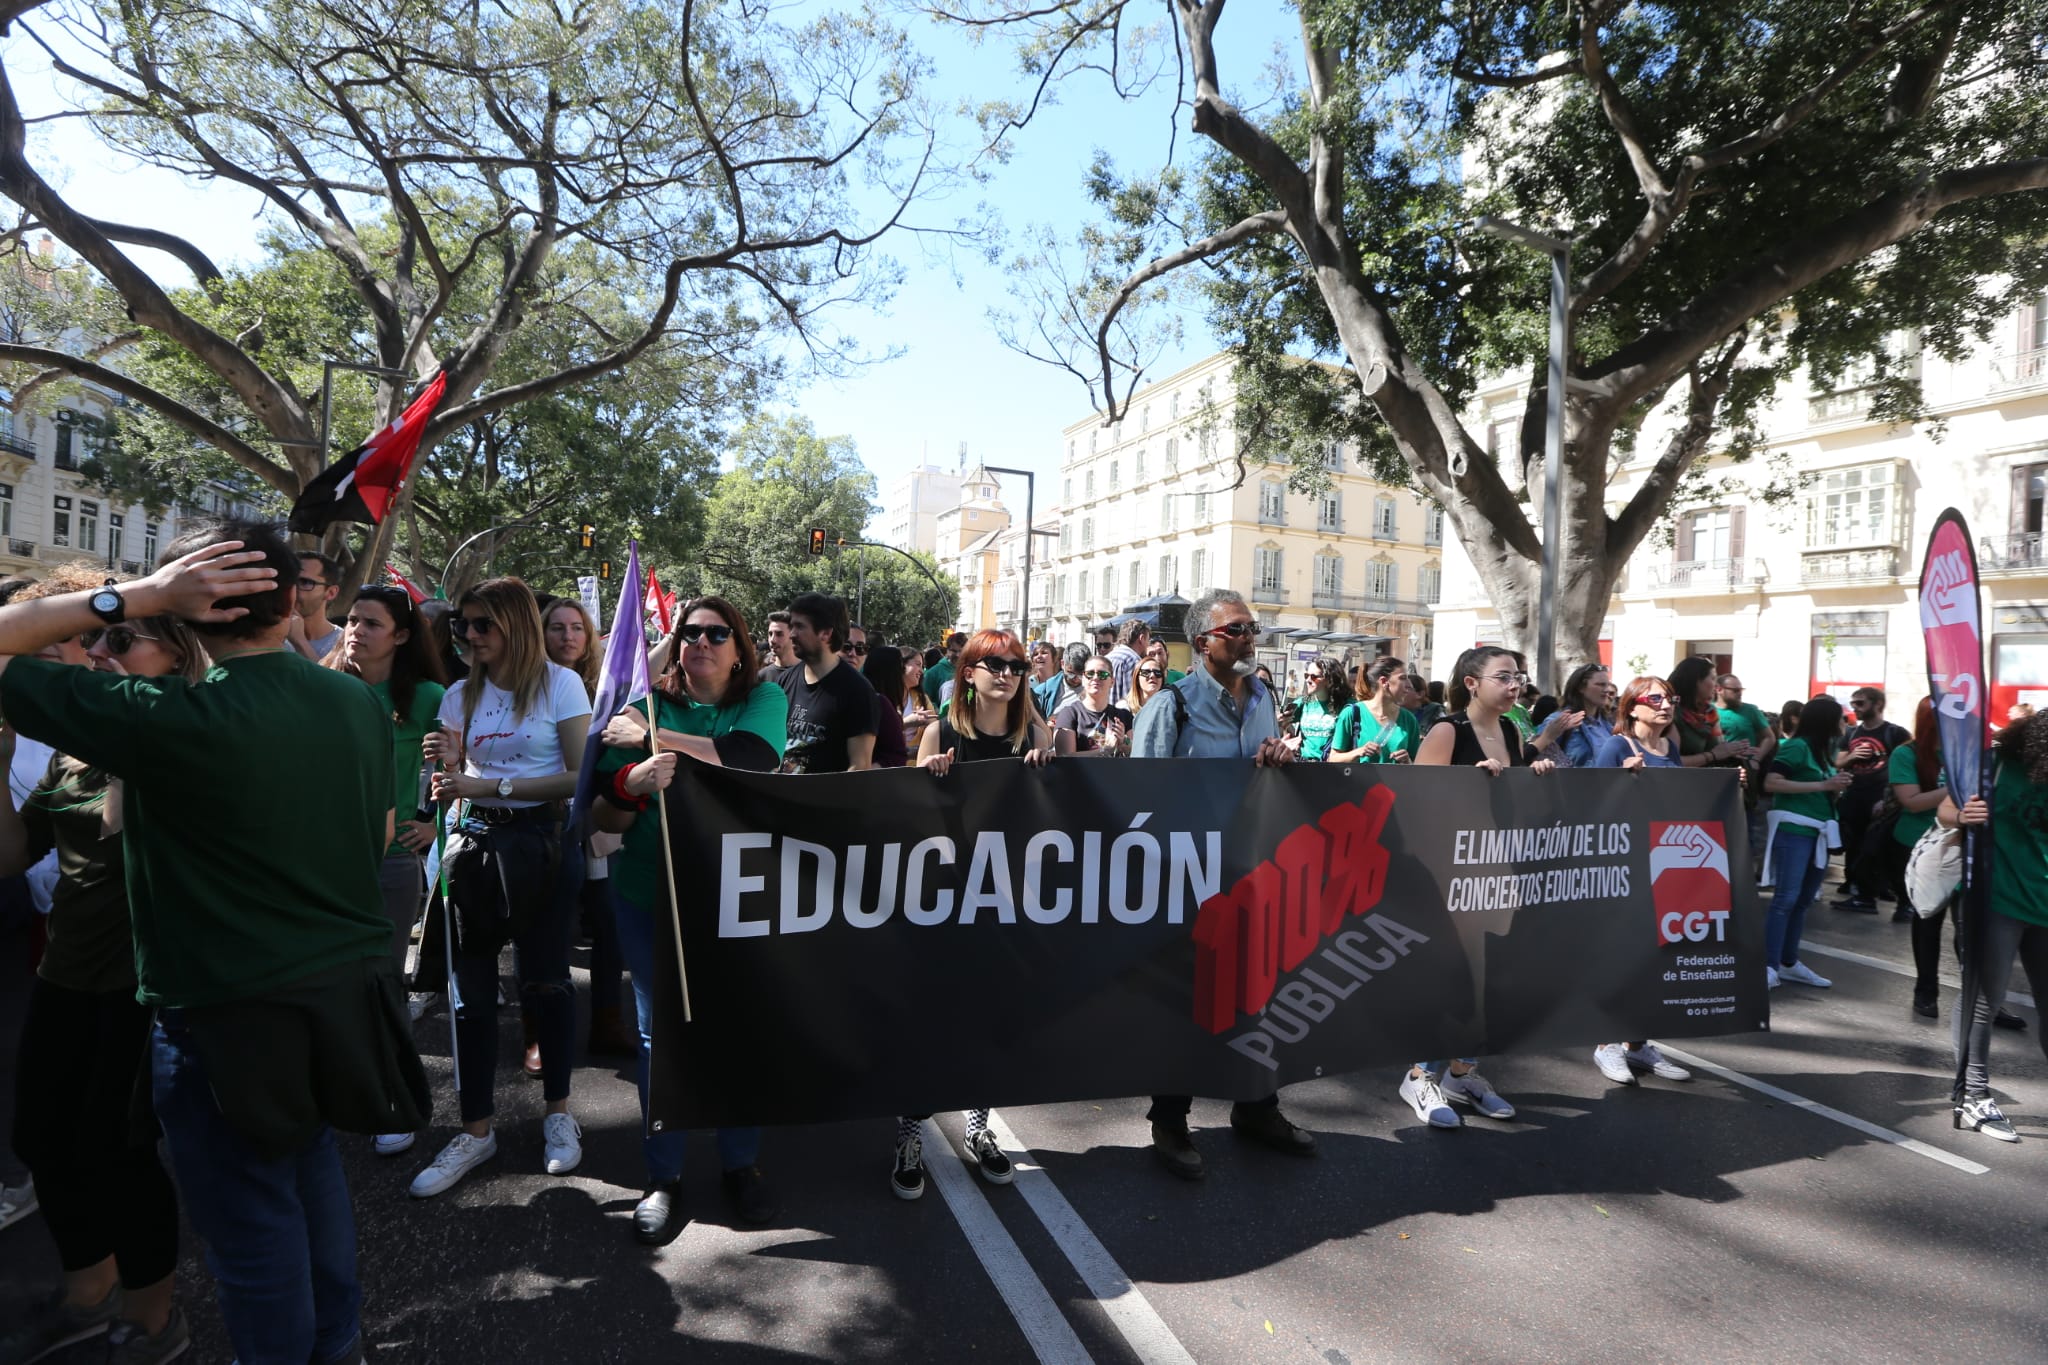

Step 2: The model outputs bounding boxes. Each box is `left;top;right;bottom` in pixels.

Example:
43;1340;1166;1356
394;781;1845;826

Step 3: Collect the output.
599;560;612;580
578;522;596;551
809;528;827;555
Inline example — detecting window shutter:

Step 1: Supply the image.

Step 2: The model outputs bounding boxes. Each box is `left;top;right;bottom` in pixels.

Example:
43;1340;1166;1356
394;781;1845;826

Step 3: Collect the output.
2020;297;2041;354
1676;515;1696;563
1729;507;1746;566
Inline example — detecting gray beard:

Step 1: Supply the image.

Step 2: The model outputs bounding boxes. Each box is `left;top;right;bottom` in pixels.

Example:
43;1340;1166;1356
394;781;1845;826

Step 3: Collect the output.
1229;658;1257;678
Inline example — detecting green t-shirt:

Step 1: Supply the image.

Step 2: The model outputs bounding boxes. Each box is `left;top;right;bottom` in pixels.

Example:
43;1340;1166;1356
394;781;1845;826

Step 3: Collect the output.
1295;696;1340;761
1770;736;1835;823
369;676;446;857
597;682;789;910
1330;702;1421;764
1989;757;2048;929
924;657;956;701
19;753;131;995
1717;702;1772;747
1887;742;1940;848
1166;668;1186;684
1506;703;1535;741
0;652;394;1008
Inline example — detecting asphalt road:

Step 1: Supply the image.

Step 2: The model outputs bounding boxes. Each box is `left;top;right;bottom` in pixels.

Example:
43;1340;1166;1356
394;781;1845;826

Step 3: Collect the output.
4;896;2045;1363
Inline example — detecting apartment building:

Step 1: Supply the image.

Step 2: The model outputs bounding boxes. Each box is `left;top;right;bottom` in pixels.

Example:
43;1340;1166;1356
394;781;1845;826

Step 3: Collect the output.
1042;351;1445;676
1431;293;2048;717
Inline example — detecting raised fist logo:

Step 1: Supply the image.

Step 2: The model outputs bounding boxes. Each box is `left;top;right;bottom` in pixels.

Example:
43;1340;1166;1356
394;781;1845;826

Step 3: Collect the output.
1920;549;1975;630
1650;822;1731;946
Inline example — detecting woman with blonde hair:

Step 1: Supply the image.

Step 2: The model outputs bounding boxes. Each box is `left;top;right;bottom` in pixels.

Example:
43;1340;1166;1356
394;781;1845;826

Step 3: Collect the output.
412;577;592;1198
1125;652;1168;715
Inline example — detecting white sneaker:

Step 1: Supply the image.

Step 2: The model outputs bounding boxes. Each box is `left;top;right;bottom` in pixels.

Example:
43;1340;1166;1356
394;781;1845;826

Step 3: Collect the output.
1399;1071;1461;1128
1767;966;1781;990
1594;1043;1638;1086
543;1113;583;1176
1442;1069;1516;1119
1778;961;1832;988
407;992;441;1023
374;1132;416;1157
1625;1043;1692;1081
411;1130;497;1197
0;1182;37;1232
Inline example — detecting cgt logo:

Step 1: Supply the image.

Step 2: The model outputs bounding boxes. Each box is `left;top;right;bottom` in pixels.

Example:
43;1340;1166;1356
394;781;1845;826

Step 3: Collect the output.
1649;822;1731;946
1919;549;1975;630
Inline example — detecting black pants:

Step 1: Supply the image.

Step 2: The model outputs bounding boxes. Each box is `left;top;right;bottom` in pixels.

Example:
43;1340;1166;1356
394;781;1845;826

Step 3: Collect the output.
11;977;179;1285
1146;1093;1280;1123
1913;898;1965;1004
1836;778;1887;895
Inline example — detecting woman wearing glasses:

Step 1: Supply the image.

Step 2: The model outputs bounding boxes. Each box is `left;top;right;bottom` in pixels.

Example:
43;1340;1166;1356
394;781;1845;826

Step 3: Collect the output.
0;588;209;1364
1285;658;1345;761
595;596;786;1238
1555;663;1616;767
1328;656;1418;764
1052;655;1134;757
1126;656;1168;715
1401;647;1554;1133
1759;695;1853;991
410;578;593;1198
1583;676;1697;1087
899;631;1065;1200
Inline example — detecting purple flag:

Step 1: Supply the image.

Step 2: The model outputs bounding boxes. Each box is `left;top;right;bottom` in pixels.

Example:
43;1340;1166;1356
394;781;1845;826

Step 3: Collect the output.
570;542;650;831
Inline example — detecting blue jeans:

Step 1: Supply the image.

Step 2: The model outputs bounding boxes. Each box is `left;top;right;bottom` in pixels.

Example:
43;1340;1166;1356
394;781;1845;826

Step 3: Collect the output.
1766;831;1826;968
614;892;759;1185
1413;1058;1478;1077
152;1013;360;1365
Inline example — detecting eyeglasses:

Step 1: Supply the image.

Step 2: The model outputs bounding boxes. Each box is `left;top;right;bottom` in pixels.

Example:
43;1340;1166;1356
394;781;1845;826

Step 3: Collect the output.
1137;668;1164;680
974;658;1030;679
1636;693;1672;707
1482;671;1530;685
450;616;496;637
1200;621;1262;641
1081;668;1114;680
677;623;735;646
297;576;330;591
82;626;163;656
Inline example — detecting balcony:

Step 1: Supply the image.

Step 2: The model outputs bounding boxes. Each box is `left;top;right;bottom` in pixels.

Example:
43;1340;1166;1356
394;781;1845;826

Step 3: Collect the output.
1371;523;1399;542
1648;558;1758;592
1258;508;1287;527
1801;546;1900;585
1317;518;1343;535
1250;582;1289;605
1807;386;1875;424
1311;591;1430;616
120;559;142;576
1989;347;2048;393
4;538;31;558
0;431;34;461
1980;533;2047;575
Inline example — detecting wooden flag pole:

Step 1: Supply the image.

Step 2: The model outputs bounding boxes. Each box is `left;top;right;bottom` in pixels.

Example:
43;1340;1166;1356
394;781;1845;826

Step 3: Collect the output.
643;693;693;1022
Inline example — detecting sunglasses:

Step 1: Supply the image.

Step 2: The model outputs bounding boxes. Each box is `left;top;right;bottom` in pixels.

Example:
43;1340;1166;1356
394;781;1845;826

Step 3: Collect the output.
1137;668;1164;680
1636;693;1672;707
677;623;735;646
1200;621;1262;640
845;642;868;656
974;658;1030;678
82;626;164;656
450;616;497;637
1082;668;1114;680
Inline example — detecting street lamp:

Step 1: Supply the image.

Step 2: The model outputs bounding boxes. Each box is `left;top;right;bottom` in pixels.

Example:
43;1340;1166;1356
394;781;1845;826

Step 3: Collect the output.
1474;215;1570;694
983;466;1039;639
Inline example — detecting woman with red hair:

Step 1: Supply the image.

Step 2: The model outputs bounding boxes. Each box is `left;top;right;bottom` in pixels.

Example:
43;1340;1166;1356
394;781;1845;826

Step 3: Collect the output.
897;630;1067;1200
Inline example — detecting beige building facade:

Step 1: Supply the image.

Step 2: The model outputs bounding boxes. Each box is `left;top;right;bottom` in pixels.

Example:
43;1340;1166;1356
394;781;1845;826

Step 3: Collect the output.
1431;293;2048;718
1043;351;1445;677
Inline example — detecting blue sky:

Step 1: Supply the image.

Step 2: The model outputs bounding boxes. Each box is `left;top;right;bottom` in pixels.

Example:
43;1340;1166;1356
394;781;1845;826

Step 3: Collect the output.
4;6;1303;520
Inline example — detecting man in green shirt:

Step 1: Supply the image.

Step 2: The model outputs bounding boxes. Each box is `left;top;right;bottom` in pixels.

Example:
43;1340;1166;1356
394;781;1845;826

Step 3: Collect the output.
1715;674;1776;749
0;522;421;1365
923;630;966;702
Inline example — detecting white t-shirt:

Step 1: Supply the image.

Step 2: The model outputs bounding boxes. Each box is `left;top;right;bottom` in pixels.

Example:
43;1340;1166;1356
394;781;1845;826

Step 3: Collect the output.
438;662;592;808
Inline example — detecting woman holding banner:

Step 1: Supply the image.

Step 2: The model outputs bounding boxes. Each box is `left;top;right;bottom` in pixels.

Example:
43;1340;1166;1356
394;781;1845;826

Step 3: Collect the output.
1327;655;1418;764
900;630;1066;1200
1759;695;1853;992
595;595;787;1238
1939;708;2048;1142
1399;647;1554;1132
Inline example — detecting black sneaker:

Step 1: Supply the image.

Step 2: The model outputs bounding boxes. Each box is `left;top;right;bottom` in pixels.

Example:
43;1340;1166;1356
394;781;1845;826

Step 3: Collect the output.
1912;996;1938;1019
0;1284;124;1363
1229;1102;1318;1156
633;1182;682;1245
721;1166;776;1225
1995;1009;2028;1032
891;1134;925;1201
1836;895;1878;914
963;1129;1014;1185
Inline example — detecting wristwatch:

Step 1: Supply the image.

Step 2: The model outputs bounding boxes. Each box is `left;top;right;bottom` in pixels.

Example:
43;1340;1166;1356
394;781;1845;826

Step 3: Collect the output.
87;582;125;625
496;777;515;799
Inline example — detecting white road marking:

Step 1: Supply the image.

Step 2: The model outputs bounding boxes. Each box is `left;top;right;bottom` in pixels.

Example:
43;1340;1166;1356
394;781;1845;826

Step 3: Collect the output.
985;1111;1198;1365
1650;1044;1991;1176
1800;940;2037;1010
919;1119;1092;1364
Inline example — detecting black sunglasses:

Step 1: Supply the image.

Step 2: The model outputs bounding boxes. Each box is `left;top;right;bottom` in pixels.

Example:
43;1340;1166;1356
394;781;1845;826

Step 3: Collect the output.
82;625;164;656
450;616;496;636
974;658;1030;678
677;623;735;646
845;641;868;656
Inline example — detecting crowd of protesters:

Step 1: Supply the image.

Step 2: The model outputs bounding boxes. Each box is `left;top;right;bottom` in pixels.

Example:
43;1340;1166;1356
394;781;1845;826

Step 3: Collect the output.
0;524;2043;1364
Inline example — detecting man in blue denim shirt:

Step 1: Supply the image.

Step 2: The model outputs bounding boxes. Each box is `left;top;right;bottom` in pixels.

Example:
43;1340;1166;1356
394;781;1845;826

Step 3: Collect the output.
1130;588;1314;1178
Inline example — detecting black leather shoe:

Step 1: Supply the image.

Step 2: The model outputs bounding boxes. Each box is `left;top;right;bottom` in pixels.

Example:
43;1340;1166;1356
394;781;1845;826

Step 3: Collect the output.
1891;905;1915;923
1229;1103;1318;1156
1994;1009;2028;1032
722;1166;776;1225
634;1183;682;1245
1149;1121;1205;1180
1912;997;1938;1019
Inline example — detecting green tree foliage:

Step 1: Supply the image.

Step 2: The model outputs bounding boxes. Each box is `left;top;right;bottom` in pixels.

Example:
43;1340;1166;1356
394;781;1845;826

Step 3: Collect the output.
961;0;2048;678
677;413;957;643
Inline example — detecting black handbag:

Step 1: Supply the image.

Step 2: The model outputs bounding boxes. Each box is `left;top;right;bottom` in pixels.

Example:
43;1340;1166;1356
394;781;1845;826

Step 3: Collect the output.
442;810;561;951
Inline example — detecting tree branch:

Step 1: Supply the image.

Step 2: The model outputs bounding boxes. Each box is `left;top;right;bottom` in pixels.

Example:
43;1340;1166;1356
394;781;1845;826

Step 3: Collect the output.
8;330;141;411
1608;333;1746;556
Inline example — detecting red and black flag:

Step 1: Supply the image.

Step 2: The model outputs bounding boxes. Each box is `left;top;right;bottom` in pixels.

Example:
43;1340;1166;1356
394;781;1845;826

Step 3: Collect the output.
288;371;447;534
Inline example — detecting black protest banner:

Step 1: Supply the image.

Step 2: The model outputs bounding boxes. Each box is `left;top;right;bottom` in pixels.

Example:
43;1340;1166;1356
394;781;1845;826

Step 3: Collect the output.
647;760;1765;1130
